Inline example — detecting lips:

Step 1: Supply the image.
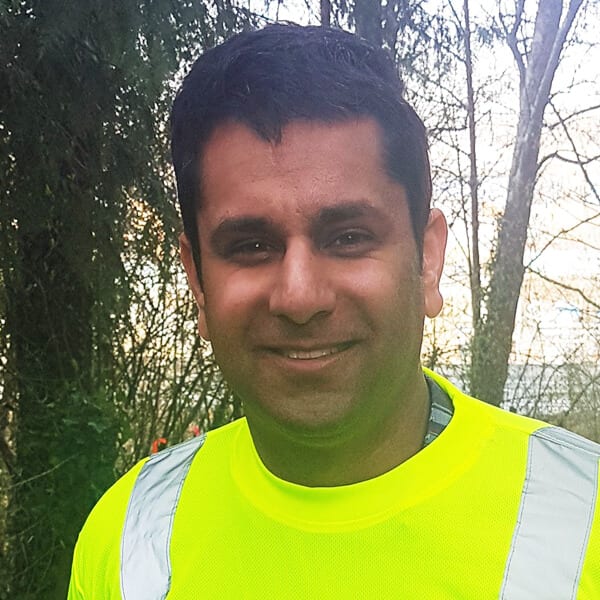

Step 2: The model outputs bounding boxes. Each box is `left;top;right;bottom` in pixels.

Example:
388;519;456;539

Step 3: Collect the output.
284;347;341;360
267;342;354;360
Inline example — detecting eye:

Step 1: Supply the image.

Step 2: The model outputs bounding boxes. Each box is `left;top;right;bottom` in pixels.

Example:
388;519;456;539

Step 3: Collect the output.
233;240;267;253
224;238;279;265
327;230;376;255
332;231;371;246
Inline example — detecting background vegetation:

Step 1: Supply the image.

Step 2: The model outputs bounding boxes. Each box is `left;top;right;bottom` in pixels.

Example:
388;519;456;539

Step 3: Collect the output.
1;0;598;597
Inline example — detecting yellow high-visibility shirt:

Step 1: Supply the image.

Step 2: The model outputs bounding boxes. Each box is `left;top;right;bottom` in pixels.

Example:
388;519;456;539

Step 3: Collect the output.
68;371;600;599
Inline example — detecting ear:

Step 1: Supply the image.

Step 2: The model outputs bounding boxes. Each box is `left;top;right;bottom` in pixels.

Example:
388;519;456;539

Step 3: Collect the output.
179;233;210;340
421;208;447;319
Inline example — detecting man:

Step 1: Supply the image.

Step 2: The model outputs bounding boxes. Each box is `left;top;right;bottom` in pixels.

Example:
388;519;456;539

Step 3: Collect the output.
68;24;600;599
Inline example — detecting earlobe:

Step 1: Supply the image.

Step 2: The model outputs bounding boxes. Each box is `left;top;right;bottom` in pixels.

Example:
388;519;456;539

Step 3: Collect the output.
421;208;447;319
179;233;211;340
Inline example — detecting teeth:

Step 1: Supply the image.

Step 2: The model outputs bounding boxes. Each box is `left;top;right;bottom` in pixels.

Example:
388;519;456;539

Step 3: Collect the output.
285;347;340;360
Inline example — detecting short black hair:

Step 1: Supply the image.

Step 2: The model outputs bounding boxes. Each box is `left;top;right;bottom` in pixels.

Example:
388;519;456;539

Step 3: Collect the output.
171;23;431;267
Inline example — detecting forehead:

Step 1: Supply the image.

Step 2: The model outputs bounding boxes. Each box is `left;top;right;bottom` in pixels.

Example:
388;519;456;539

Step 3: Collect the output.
198;118;408;225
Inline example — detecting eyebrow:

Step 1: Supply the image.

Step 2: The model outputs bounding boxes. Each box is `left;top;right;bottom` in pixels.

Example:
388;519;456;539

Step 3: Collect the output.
317;201;383;225
212;216;274;236
209;216;277;248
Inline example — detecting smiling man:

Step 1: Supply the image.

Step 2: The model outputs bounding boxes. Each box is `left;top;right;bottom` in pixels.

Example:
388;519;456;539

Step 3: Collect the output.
183;117;446;487
69;24;600;599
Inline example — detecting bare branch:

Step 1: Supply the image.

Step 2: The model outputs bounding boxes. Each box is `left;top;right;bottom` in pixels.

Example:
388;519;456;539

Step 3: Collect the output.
546;102;600;131
530;0;584;119
548;98;600;203
501;0;527;81
528;267;600;310
526;210;600;267
539;151;600;169
9;455;77;490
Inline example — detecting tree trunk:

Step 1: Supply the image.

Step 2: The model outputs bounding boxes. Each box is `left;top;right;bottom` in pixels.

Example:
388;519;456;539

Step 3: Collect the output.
471;0;584;405
353;0;383;48
462;0;482;329
320;0;331;26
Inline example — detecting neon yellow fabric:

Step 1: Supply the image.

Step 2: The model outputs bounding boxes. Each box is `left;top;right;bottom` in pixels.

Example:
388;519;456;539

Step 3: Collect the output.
68;372;600;599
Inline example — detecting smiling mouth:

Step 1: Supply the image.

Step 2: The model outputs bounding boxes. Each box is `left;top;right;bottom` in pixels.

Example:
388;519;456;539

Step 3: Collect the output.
272;343;353;360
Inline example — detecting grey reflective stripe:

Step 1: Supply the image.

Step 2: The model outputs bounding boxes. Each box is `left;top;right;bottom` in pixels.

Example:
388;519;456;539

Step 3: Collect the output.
120;434;206;600
500;426;600;600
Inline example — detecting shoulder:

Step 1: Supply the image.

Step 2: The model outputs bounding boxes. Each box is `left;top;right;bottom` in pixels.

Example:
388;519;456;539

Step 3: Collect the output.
69;459;147;598
425;367;600;463
69;419;248;597
139;419;246;481
75;419;246;540
426;368;549;434
82;459;147;539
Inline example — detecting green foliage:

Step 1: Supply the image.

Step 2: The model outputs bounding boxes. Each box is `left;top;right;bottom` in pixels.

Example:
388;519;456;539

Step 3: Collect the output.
0;1;258;597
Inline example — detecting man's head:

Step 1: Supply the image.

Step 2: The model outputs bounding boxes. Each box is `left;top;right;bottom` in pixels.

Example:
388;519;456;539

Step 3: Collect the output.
171;23;432;268
174;25;447;474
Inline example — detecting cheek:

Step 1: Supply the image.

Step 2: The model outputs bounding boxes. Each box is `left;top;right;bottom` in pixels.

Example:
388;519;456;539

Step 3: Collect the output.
342;257;423;314
203;270;267;335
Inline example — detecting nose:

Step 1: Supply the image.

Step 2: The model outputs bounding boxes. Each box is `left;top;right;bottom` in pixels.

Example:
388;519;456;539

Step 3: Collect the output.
268;239;336;324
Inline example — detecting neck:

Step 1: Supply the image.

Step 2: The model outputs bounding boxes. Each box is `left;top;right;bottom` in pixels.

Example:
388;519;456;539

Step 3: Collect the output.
245;373;430;487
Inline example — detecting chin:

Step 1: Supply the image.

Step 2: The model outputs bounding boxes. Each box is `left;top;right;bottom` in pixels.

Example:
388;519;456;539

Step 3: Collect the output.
260;403;362;446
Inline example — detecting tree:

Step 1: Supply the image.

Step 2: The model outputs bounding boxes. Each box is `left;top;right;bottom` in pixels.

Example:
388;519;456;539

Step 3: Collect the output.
470;0;590;405
0;1;256;597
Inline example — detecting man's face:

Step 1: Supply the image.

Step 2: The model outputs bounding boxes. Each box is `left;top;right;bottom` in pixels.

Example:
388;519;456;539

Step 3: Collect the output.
181;118;446;444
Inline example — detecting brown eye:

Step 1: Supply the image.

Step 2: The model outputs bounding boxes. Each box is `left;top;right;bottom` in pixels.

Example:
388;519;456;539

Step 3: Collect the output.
224;238;280;265
327;230;376;256
332;232;371;246
235;241;266;253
